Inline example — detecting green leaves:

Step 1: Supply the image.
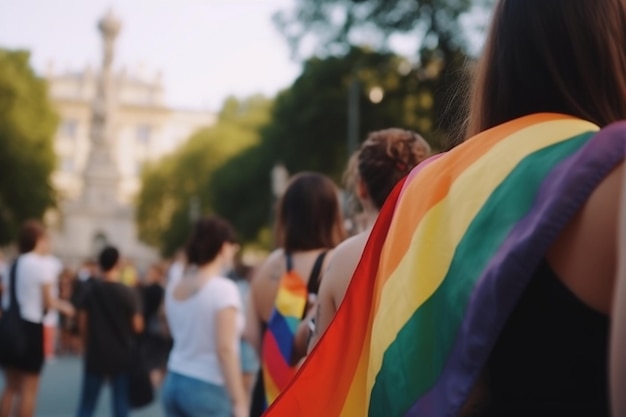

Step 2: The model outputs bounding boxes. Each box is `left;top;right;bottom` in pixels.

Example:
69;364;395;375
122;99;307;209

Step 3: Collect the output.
136;95;272;256
0;49;58;244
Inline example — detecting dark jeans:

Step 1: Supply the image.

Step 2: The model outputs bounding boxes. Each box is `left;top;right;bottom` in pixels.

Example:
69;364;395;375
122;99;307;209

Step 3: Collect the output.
76;372;129;417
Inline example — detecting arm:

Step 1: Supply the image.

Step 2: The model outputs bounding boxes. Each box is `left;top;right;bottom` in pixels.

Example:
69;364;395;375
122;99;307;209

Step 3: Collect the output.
42;283;75;317
78;310;88;349
132;314;144;334
242;292;262;354
307;267;337;354
216;306;248;417
611;164;626;417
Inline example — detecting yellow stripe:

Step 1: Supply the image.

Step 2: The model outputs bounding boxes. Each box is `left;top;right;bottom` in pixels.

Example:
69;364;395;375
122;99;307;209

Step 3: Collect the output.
275;285;307;318
365;119;599;399
263;365;281;403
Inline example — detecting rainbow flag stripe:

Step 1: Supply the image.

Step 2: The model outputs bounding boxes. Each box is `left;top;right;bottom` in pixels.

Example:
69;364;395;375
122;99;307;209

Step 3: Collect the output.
262;269;308;408
265;114;626;416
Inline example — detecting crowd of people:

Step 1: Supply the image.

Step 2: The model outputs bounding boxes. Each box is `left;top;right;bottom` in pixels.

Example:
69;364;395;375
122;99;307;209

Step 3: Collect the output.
3;0;626;416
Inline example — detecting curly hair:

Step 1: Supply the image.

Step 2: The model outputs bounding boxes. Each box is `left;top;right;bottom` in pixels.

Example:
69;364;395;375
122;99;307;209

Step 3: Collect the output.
345;129;431;210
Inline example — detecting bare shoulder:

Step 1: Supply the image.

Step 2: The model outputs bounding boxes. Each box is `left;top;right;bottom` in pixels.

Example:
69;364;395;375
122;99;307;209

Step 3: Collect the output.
251;249;285;287
322;232;370;305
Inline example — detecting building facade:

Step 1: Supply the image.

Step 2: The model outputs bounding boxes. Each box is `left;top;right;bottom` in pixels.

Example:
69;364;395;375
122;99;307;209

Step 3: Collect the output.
48;10;215;267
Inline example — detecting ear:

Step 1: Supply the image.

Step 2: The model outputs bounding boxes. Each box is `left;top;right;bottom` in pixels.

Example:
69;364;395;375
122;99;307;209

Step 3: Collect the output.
356;177;369;201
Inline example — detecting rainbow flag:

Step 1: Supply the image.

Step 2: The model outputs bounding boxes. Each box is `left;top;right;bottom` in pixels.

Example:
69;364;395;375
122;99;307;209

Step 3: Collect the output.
265;113;626;417
262;266;308;408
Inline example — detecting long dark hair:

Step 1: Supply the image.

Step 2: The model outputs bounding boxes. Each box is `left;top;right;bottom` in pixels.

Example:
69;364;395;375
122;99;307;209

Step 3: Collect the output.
275;172;345;252
467;0;626;137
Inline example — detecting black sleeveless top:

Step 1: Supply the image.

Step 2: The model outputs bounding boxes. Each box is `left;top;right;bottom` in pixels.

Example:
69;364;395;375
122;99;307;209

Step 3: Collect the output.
481;260;609;416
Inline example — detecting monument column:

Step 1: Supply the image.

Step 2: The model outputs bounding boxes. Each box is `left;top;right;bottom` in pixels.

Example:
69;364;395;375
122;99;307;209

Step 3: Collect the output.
82;9;121;208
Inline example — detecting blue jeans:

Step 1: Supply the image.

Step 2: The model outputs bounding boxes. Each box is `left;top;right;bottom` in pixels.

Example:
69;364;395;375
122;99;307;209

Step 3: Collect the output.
162;371;231;417
76;372;130;417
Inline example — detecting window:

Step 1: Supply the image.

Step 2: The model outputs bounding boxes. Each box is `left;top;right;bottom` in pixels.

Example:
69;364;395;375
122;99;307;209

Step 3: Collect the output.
136;125;151;145
61;119;78;138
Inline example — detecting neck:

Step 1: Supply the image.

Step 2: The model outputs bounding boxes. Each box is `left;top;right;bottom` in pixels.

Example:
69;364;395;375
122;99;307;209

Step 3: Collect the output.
196;260;223;279
359;200;380;230
102;271;118;282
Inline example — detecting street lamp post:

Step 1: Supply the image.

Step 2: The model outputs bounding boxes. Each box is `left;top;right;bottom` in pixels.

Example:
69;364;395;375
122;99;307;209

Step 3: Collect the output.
347;78;360;157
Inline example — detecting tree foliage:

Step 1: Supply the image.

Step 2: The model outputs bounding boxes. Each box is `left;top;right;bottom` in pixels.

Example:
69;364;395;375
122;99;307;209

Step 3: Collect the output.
136;95;272;257
274;0;493;142
0;49;58;244
211;48;436;244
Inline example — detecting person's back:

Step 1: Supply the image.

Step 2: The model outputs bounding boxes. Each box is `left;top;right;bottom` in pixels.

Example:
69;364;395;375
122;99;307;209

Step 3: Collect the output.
166;275;242;384
76;246;142;417
81;280;138;375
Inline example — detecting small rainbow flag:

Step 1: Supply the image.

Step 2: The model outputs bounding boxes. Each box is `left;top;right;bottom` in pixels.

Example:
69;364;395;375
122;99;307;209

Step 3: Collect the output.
262;267;308;408
264;113;626;417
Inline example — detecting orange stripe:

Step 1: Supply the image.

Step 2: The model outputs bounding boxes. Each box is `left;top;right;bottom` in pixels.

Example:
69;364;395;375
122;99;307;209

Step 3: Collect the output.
371;113;574;312
265;113;575;416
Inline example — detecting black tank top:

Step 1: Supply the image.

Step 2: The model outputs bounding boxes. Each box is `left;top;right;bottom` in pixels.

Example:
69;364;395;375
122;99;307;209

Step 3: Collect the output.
481;259;609;416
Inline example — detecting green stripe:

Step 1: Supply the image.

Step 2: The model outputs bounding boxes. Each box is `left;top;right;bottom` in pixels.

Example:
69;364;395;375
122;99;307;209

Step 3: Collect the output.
368;132;594;417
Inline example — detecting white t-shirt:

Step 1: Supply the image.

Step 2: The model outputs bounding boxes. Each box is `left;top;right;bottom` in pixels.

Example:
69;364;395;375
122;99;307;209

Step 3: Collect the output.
1;253;55;324
42;255;63;326
165;275;244;385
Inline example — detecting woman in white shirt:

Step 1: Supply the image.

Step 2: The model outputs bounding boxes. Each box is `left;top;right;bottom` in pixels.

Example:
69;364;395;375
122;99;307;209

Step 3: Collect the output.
0;221;74;417
162;216;247;417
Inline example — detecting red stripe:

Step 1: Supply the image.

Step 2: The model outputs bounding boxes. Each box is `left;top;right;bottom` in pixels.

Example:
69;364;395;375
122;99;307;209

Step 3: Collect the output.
263;331;296;391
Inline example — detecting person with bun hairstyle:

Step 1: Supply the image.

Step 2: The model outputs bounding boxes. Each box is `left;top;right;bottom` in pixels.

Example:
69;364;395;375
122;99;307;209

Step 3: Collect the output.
306;128;430;351
162;216;246;417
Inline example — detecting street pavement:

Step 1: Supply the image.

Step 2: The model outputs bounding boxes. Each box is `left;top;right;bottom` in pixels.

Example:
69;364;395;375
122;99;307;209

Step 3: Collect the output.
0;356;165;417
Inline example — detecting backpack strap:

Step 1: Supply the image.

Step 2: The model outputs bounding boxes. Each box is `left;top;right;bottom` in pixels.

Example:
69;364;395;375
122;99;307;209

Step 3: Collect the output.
306;251;328;296
285;252;294;272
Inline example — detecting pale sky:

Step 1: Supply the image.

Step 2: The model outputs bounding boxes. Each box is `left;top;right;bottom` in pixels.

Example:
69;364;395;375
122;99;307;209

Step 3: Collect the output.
0;0;302;111
0;0;488;112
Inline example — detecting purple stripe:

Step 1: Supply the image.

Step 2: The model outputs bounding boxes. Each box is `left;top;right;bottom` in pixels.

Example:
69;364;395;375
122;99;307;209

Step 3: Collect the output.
405;121;626;417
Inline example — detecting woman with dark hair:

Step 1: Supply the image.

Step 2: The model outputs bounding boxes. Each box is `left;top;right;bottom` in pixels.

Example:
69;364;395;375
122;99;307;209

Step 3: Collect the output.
260;1;626;416
306;128;430;351
162;216;246;417
0;221;75;417
244;172;345;416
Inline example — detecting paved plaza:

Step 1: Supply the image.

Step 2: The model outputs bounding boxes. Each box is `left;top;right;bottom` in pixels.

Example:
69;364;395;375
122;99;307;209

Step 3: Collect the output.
0;357;164;417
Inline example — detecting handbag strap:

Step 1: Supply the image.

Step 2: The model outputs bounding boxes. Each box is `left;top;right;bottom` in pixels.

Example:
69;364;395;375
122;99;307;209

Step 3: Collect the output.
8;258;20;313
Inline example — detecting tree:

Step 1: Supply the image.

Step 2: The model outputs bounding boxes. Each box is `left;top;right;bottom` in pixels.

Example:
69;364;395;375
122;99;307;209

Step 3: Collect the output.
0;49;58;244
274;0;493;143
136;95;272;256
211;48;435;245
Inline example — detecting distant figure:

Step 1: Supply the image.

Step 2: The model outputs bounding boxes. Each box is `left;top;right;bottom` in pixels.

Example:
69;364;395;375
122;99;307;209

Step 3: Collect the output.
307;128;430;352
244;172;345;416
75;246;144;417
141;264;171;388
0;220;75;417
162;216;246;417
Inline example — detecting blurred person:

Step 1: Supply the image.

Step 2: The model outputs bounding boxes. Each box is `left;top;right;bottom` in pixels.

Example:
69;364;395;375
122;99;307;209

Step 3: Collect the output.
141;263;171;388
119;260;138;287
244;172;345;416
306;129;430;352
58;268;79;355
41;255;63;361
162;216;246;417
228;262;260;400
75;246;144;417
0;221;75;417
